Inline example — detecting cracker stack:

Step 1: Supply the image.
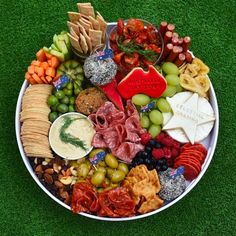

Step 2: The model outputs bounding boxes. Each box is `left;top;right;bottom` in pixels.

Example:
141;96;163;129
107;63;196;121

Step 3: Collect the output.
20;84;54;159
67;2;107;55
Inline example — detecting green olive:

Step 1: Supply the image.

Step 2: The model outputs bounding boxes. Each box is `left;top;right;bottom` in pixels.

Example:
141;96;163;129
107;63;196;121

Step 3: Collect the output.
91;171;105;186
97;188;104;193
77;163;90;178
117;163;129;175
111;170;126;183
106;168;114;179
96;166;106;175
105;154;118;169
98;160;106;167
89;149;104;158
103;178;110;187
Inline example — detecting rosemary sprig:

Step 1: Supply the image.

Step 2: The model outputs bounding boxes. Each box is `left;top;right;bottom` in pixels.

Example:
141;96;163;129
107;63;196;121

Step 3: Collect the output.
59;117;88;151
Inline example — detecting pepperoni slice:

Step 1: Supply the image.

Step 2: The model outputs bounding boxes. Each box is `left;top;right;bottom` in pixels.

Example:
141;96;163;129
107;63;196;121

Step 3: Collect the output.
175;158;201;173
71;182;100;214
98;187;135;217
174;162;199;181
182;150;206;164
181;143;207;156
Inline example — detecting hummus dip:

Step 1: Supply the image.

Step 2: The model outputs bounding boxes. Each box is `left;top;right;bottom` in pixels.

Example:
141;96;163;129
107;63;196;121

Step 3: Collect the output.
49;112;95;160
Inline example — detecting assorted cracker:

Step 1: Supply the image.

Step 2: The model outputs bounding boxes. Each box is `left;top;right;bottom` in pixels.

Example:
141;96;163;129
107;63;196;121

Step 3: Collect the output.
122;164;164;213
67;3;107;55
20;84;54;159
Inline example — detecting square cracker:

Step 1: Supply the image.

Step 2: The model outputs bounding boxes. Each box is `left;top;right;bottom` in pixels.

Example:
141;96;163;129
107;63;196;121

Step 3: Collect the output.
70;27;79;40
67;12;81;23
89;29;102;48
79;18;93;31
67;21;80;36
88;16;100;30
96;12;107;42
77;3;94;17
77;22;92;53
79;33;88;54
67;33;83;53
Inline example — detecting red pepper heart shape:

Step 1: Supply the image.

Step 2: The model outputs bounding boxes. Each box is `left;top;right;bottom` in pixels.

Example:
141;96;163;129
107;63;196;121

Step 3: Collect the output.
117;65;167;99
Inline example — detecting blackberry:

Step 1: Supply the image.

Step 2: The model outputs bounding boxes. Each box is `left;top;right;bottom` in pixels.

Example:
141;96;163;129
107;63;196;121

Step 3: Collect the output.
148;139;162;148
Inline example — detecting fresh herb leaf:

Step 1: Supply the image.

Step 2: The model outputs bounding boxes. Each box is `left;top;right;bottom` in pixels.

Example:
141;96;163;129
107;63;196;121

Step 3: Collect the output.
117;38;158;61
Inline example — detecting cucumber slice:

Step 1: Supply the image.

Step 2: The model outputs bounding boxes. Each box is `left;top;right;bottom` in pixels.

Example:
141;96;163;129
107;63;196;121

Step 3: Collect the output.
43;46;50;52
58;33;70;49
53;34;58;44
49;49;65;62
51;43;59;51
57;40;68;55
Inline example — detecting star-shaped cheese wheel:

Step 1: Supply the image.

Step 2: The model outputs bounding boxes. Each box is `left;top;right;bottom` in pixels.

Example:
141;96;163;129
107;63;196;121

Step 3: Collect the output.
162;92;215;144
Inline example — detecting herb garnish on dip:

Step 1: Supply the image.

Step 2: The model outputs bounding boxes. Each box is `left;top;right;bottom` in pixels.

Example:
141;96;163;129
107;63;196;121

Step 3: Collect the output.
49;112;95;160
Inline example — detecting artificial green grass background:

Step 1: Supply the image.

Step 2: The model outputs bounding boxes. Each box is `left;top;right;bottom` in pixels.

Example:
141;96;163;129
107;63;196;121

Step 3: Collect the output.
0;0;235;235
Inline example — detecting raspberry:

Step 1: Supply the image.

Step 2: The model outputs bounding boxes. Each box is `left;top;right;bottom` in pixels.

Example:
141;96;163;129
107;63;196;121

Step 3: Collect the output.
163;147;171;158
140;132;152;145
156;132;166;142
171;147;179;158
152;148;164;160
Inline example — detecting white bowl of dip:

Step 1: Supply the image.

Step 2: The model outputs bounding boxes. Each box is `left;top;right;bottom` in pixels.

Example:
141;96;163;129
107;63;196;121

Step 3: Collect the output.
48;112;95;160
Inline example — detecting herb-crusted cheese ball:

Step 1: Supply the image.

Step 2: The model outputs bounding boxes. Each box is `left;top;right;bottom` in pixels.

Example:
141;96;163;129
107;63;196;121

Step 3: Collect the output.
83;54;117;86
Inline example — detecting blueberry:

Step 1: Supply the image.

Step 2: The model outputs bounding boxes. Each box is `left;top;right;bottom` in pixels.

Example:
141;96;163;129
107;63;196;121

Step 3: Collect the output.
145;146;152;154
135;151;143;159
147;163;155;170
144;158;152;165
148;139;162;148
156;166;161;172
157;157;167;166
141;151;149;159
160;164;168;171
